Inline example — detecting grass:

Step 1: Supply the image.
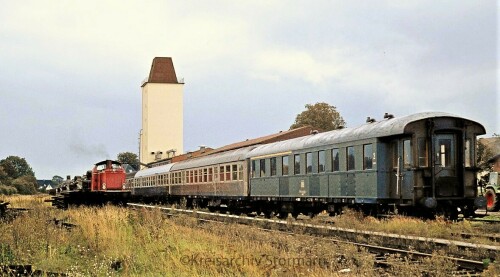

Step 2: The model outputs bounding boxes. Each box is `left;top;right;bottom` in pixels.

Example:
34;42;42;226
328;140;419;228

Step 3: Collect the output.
0;195;498;276
314;208;500;246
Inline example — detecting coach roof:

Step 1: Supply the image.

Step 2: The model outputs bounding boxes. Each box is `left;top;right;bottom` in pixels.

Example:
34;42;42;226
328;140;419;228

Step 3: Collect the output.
134;163;176;178
171;146;258;171
246;112;485;159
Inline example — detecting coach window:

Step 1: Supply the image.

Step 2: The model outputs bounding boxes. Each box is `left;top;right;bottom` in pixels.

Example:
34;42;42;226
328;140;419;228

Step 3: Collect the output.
226;165;231;181
208;168;213;182
363;144;373;170
418;138;428;167
438;138;453;168
294;154;301;175
219;166;225;182
270;157;277;176
318;150;326;172
238;164;243;180
465;139;472;168
306;152;313;174
260;159;266;177
347;146;355;171
251;160;256;178
332;148;339;171
213;167;218;182
282;156;289;176
403;139;412;168
232;164;238;180
392;142;399;169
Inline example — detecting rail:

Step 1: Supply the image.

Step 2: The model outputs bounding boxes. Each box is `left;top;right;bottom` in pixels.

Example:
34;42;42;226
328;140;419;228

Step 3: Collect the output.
127;202;498;271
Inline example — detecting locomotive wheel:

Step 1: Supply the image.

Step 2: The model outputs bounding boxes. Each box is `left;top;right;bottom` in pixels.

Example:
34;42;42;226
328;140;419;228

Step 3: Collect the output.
485;189;500;212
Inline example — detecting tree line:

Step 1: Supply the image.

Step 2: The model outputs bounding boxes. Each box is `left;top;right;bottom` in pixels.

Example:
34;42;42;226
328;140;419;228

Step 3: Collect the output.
0;156;37;195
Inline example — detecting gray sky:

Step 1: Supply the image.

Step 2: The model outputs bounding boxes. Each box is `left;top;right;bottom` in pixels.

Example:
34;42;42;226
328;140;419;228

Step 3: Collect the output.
0;1;498;179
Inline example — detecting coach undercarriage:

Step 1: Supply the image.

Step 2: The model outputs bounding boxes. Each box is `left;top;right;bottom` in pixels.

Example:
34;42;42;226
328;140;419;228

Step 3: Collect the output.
132;193;477;220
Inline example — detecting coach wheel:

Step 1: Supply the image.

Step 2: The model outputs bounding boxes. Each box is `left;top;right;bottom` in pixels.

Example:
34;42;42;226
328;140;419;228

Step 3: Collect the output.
277;212;288;219
307;212;317;219
461;205;476;218
291;212;299;219
443;207;459;221
485;189;500;212
232;210;242;216
263;211;272;219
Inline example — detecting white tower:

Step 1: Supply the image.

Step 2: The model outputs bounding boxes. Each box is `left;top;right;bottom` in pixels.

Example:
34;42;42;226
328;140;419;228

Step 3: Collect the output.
140;57;184;165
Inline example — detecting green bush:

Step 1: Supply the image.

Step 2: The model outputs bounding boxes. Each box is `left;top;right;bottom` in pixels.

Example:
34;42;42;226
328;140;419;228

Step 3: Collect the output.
0;185;17;195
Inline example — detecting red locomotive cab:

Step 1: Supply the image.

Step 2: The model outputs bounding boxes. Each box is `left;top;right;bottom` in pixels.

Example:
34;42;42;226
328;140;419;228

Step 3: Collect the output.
90;160;127;191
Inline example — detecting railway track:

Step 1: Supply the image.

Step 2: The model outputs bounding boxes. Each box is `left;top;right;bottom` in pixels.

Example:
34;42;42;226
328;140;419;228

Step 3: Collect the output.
127;203;497;273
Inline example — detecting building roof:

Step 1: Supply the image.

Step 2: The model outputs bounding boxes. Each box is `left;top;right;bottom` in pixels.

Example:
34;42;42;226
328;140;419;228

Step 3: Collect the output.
143;57;179;85
206;126;315;155
146;126;314;167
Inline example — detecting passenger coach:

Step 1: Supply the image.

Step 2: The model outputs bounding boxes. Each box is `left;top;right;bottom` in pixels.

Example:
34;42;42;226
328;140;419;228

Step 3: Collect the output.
130;112;486;219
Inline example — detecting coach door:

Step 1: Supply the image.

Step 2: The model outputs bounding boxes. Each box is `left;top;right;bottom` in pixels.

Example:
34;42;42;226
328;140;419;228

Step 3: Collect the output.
389;138;414;201
433;133;461;197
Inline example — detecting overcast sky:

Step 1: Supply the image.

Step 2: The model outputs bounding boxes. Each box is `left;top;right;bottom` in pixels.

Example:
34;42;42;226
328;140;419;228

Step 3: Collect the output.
0;1;497;179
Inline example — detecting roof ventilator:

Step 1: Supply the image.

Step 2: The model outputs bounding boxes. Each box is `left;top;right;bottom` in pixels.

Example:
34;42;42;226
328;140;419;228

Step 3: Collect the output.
384;113;394;119
366;117;376;123
310;130;319;135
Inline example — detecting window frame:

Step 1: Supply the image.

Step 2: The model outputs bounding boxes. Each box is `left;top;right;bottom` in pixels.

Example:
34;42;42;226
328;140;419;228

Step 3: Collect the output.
270;157;277;176
332;148;340;172
294;154;301;175
306;152;313;174
282;156;289;176
363;144;373;170
260;159;266;177
347;146;355;171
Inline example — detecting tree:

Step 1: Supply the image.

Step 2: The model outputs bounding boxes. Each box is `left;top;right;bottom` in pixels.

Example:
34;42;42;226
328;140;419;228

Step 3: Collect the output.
0;165;9;184
290;102;346;131
0;156;37;195
52;175;64;186
11;175;37;195
0;156;35;179
117;152;140;170
477;141;492;170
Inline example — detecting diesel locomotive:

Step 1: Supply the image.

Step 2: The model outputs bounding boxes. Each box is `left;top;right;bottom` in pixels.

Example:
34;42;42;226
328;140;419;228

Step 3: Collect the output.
127;112;487;219
50;160;131;209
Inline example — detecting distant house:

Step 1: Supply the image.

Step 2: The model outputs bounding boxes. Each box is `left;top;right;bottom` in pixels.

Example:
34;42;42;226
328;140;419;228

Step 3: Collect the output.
36;180;53;191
